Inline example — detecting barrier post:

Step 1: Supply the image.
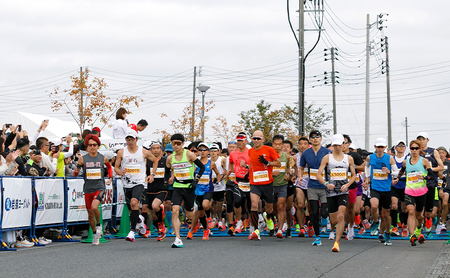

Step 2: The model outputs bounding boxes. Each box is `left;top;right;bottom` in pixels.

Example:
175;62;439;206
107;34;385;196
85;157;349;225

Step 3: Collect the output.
114;205;130;238
0;177;16;251
111;178;118;233
30;177;45;246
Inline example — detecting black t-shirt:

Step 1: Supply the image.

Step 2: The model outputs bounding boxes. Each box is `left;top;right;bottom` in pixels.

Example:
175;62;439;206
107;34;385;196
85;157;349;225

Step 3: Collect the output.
146;157;171;193
347;151;364;189
441;160;450;189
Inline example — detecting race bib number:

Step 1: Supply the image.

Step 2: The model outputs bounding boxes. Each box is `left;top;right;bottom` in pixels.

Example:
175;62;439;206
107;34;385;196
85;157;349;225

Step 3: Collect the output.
228;172;236;181
198;174;210;185
253;170;269;183
86;169;101;180
125;165;140;175
407;172;424;184
303;167;309;177
155;167;165;179
310;168;324;180
273;162;286;172
373;169;388;180
174;168;190;180
330;168;347;181
238;181;250;192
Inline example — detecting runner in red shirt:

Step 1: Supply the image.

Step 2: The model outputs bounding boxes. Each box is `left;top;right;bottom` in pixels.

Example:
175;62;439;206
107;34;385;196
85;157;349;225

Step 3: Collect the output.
248;130;281;240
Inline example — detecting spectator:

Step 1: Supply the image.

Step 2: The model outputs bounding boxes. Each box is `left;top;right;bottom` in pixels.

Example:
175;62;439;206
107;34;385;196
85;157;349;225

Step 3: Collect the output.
91;127;101;138
0;137;19;175
36;137;58;176
26;150;49;176
15;138;31;176
136;119;148;132
79;129;91;151
112;107;129;139
50;135;74;177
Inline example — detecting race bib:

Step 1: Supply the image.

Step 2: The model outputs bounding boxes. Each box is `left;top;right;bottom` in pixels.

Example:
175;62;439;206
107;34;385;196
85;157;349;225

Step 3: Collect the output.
198;174;210;185
330;168;347;181
174;168;191;180
86;169;101;180
373;169;388;180
125;165;140;175
303;167;309;177
273;162;286;172
407;172;424;184
228;172;236;181
238;181;250;192
253;170;269;183
310;168;324;180
155;167;165;179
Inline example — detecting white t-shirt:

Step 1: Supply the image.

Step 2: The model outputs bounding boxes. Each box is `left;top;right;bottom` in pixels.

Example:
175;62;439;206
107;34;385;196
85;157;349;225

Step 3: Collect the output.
113;119;129;139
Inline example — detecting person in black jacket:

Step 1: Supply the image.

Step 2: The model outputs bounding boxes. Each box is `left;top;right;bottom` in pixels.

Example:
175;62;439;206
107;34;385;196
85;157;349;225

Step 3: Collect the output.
26;149;49;176
15;138;30;176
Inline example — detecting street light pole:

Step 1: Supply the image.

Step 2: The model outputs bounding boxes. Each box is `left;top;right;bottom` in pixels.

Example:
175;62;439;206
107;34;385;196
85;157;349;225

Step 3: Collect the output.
196;84;210;141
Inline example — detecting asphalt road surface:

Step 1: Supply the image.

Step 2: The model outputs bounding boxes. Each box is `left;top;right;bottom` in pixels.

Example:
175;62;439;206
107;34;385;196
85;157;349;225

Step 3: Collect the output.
1;234;447;278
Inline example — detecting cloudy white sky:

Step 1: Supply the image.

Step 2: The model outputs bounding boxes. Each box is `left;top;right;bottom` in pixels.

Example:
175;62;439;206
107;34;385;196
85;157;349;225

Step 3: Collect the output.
1;0;449;150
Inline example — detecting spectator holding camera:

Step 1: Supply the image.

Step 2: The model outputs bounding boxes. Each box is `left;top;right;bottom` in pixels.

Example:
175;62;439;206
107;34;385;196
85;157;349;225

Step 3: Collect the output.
50;135;74;177
36;137;58;176
26;149;50;176
15;138;31;176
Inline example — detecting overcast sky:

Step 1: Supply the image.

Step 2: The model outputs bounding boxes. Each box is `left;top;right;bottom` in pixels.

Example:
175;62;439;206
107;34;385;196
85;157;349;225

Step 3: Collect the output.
1;0;449;150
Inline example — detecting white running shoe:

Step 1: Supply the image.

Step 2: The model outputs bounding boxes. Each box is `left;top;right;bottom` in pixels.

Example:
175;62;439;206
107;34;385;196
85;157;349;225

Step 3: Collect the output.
171;237;184;248
282;222;288;232
38;237;52;245
347;227;355;241
126;230;135;242
329;231;335;240
327;221;331;231
136;216;147;235
96;225;103;238
258;214;267;231
92;233;100;245
321;227;327;233
235;220;244;233
436;223;442;235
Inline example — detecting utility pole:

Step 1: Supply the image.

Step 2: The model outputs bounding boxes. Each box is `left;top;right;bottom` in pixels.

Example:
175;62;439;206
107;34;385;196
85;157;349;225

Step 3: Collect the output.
365;14;370;150
331;47;337;134
79;67;84;130
298;0;305;136
405;117;409;144
191;66;197;141
383;36;392;147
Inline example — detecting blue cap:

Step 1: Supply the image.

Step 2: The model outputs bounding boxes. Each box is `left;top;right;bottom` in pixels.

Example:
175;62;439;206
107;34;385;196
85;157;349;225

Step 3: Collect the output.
164;143;173;152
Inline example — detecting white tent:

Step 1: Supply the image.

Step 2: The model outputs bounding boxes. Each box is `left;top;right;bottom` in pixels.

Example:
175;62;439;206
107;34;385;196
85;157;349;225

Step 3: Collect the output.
1;111;112;140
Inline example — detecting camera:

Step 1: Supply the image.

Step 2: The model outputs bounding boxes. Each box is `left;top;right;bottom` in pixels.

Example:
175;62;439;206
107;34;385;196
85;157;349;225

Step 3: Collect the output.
5;124;11;128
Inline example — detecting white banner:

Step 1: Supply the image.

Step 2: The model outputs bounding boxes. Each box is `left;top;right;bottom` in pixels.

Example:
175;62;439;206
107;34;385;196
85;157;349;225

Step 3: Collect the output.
35;179;64;225
1;177;32;229
116;179;126;218
67;179;88;223
102;179;113;220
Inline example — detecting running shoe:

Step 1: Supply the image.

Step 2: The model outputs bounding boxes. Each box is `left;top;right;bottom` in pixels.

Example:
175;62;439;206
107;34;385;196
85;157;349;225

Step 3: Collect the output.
320;226;327;234
218;221;226;232
307;221;314;237
203;229;210;240
410;234;417;246
192;222;200;234
401;225;408;237
286;228;292;238
414;227;422;237
312;237;322;246
157;223;166;241
418;233;426;244
298;228;306;237
264;212;275;231
258;214;267;231
15;239;34;248
251;229;261;241
136;218;147;236
96;225;103;238
171;237;183;248
282;222;288;232
227;226;235;236
354;215;361;226
248;226;255;240
331;241;340;252
384;232;392;246
442;224;447;232
276;229;283;239
329;231;335;240
425;217;432;230
363;219;371;230
269;229;275;236
425;231;433;239
125;230;135;242
358;227;365;235
235;220;243;234
168;227;174;234
38;237;52;245
207;217;214;229
327;221;331;231
346;227;355;241
187;231;193;240
92;233;100;246
390;226;400;236
295;224;301;232
370;222;379;236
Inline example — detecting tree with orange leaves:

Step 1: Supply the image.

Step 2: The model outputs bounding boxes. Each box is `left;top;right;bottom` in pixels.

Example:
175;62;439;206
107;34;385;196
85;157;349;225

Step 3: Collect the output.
50;68;144;133
211;115;245;143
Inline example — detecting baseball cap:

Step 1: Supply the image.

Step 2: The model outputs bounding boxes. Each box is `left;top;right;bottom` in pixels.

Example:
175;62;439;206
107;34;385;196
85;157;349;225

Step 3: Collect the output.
417;132;429;139
395;140;406;146
92;127;101;136
309;130;321;137
436;146;448;153
50;138;62;146
349;143;357;150
210;143;220;150
142;140;152;150
198;142;209;149
330;134;345;146
183;141;192;149
125;129;138;139
374;137;388;147
236;133;247;140
129;124;138;133
164;143;173;152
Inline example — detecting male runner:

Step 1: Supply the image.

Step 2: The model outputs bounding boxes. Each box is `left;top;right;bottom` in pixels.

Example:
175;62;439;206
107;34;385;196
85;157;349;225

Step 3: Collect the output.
114;130;158;242
317;134;356;252
74;134;113;245
166;134;205;248
283;139;297;238
210;143;227;230
436;146;450;234
248;131;281;240
299;130;331;246
295;137;311;236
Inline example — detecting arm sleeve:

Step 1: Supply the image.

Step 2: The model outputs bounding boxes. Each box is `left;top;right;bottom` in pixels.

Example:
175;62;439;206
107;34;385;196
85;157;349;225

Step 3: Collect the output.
63;142;74;158
30;130;45;145
390;163;399;178
397;166;406;179
365;164;371;176
106;162;113;178
193;159;205;178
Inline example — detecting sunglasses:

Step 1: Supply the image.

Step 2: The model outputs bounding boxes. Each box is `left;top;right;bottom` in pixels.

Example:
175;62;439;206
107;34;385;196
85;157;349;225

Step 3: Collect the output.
252;137;262;141
87;144;98;147
310;135;321;139
344;142;350;144
410;147;420;150
236;135;247;140
375;146;385;148
198;149;208;152
229;141;237;144
172;141;182;146
397;145;406;147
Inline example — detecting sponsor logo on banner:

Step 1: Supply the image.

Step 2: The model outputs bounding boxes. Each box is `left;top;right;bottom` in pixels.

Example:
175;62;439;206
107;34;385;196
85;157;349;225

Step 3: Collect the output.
5;198;12;211
4;197;30;211
102;188;113;211
38;192;45;211
72;189;84;202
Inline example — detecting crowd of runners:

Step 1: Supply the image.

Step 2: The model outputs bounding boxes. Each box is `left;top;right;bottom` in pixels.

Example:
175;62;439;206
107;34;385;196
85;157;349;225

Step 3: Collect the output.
76;128;450;252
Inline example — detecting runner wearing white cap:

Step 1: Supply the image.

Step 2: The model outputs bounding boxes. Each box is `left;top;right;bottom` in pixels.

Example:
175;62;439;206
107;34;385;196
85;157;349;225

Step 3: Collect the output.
391;140;409;237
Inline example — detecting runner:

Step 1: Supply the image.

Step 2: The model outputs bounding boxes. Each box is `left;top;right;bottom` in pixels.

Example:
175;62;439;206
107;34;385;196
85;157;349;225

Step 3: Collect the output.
436;146;450;234
363;138;398;246
271;135;291;238
299;130;331;246
248;131;281;240
317;134;356;252
166;133;205;248
393;140;434;246
390;140;409;237
283;139;297;238
163;143;174;234
295;137;311;237
73;134;113;245
114;130;158;243
210;143;228;231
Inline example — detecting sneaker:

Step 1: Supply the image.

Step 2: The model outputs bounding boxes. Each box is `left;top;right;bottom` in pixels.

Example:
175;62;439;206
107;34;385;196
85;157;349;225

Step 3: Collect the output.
425;231;433;239
298;228;305;237
258;214;267;231
363;219;371;230
187;231;193;240
248;226;255;240
235;220;243;234
410;234;417;246
207;217;214;229
418;234;425;244
276;229;283;238
15;239;34;248
282;222;288;232
425;217;432;230
390;226;400;236
295;224;301;232
192;222;200;234
358;227;365;235
157;223;166;241
327;221;331;231
251;229;261;241
136;217;147;235
92;233;100;246
321;226;327;234
414;227;422;237
227;226;235;236
286;228;292;238
329;231;335;240
307;221;314;237
347;227;355;241
379;234;385;243
370;222;379;236
125;230;135;242
264;212;275;230
171;237;183;248
269;229;275;236
331;241;340;252
312;237;322;246
384;233;392;246
442;224;447;232
203;229;210;240
38;236;52;245
96;225;103;238
354;215;361;226
168;227;174;234
402;225;409;237
218;221;226;232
